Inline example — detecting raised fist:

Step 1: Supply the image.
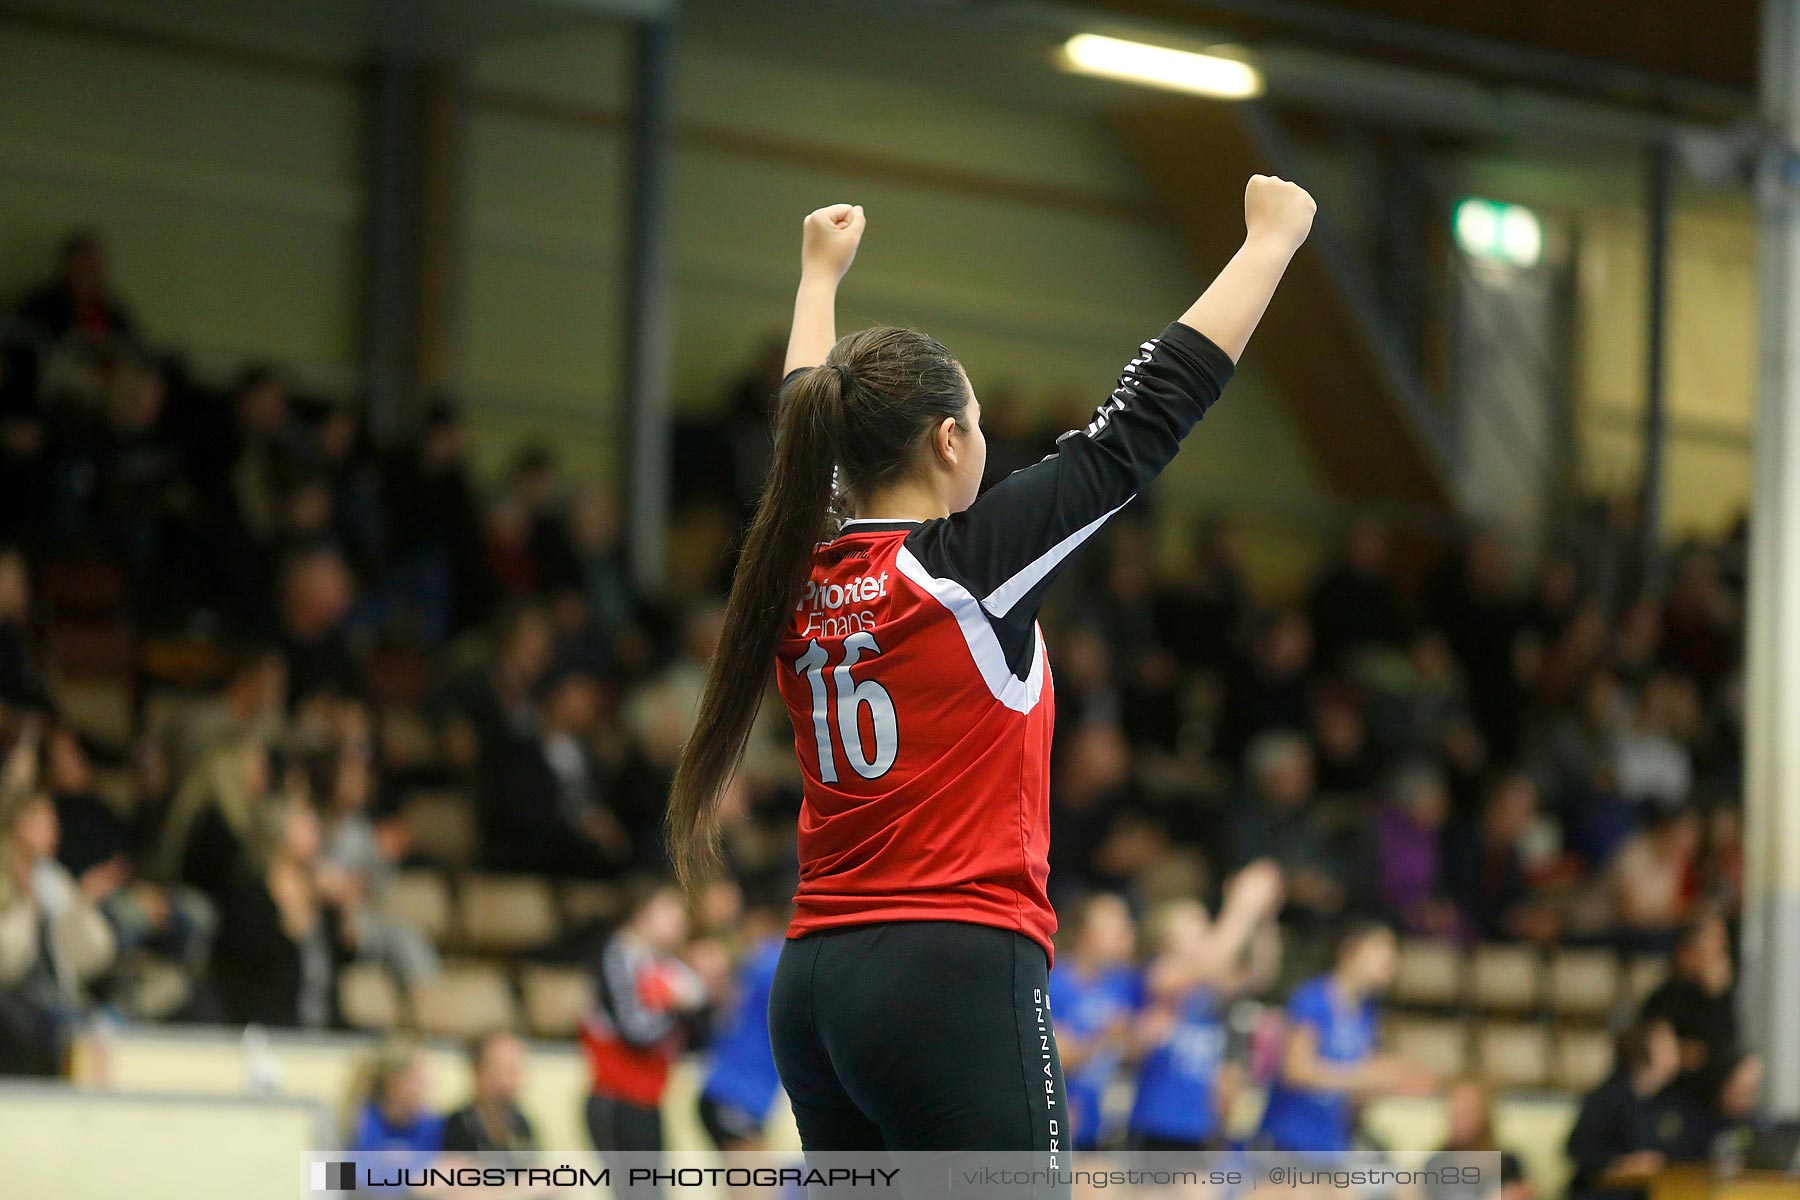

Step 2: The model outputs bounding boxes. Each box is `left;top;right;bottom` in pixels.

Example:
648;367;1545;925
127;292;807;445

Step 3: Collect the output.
801;203;866;283
1244;175;1315;253
1225;857;1287;917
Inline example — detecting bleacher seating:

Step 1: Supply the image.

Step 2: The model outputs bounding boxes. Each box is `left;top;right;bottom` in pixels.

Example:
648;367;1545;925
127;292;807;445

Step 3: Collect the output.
400;791;479;870
1392;937;1465;1009
379;870;455;947
411;964;519;1039
52;676;134;747
1554;1026;1616;1092
519;965;594;1038
1469;942;1543;1013
1547;947;1621;1022
457;875;560;955
1476;1022;1555;1090
338;962;406;1032
1384;1015;1471;1079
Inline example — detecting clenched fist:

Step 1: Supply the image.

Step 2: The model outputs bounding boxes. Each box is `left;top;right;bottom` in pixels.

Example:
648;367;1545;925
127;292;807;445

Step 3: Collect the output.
1244;175;1315;254
1224;857;1286;917
801;203;866;284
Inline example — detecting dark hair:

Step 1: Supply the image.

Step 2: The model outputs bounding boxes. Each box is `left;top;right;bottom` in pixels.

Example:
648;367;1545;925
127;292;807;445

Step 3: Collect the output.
1335;918;1394;962
665;326;968;888
464;1028;512;1071
59;229;101;263
1616;1018;1670;1073
1672;908;1726;956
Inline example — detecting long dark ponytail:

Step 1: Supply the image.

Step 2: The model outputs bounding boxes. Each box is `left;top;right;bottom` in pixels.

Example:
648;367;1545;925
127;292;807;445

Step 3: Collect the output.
666;326;967;888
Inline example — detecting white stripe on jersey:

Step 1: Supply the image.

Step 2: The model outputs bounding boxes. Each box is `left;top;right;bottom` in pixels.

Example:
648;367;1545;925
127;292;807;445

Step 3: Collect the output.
978;496;1134;620
894;545;1048;714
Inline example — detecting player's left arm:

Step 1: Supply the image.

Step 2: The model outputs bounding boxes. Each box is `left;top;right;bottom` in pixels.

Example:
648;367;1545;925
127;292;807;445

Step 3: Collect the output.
916;176;1314;623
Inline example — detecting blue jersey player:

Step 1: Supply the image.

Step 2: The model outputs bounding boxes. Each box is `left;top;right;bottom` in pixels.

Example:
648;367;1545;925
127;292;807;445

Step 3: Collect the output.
1128;862;1284;1150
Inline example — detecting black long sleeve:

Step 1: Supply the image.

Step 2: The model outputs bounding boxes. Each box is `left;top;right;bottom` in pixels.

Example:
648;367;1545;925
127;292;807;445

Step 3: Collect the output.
907;322;1234;625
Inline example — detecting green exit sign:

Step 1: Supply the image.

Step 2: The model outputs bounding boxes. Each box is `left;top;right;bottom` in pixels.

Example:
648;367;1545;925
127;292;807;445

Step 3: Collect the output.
1454;197;1543;268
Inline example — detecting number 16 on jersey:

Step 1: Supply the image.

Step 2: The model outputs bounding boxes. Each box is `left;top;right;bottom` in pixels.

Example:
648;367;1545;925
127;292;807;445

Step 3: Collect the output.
792;632;899;782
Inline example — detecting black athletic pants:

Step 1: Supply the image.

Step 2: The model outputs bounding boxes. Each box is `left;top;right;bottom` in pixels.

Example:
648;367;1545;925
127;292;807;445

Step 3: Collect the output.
586;1091;663;1198
769;921;1071;1198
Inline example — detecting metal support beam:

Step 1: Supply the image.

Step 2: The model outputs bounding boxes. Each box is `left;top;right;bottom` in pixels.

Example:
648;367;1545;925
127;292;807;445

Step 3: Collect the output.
363;54;422;447
1743;0;1800;1122
1638;141;1675;591
622;16;676;595
362;54;468;445
415;61;470;400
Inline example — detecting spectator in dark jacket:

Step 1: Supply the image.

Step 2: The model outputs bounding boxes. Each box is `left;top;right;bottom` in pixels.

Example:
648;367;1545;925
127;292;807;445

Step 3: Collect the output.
17;231;137;349
1641;912;1761;1123
1566;1019;1683;1200
277;548;367;707
0;549;51;714
1308;515;1409;668
1226;732;1343;923
477;664;630;878
1444;770;1559;942
211;794;338;1028
442;1031;538;1163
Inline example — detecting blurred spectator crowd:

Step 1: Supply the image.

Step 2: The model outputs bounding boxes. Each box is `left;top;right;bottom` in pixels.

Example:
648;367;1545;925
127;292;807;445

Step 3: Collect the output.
0;231;1758;1174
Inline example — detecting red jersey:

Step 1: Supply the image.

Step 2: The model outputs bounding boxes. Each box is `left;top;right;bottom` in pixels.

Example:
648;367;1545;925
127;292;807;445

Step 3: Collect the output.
774;322;1235;963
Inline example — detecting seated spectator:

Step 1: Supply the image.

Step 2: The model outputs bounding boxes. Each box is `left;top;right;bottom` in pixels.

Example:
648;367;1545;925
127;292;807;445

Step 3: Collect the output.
1374;763;1463;938
1641;912;1761;1128
442;1030;537;1163
1218;611;1313;762
1047;722;1145;897
1308;515;1408;668
1660;548;1735;689
380;396;488;638
1226;732;1343;923
277;548;367;707
1312;684;1380;795
438;602;553;772
1565;1019;1683;1200
1372;629;1474;769
1426;528;1525;759
348;1038;444;1191
44;726;215;1011
1603;807;1702;948
315;745;438;985
1613;673;1697;811
0;784;117;1074
309;404;382;580
160;644;287;784
154;739;272;897
0;549;51;714
1152;516;1250;674
16;230;136;350
226;366;307;548
1444;770;1560;942
210;793;339;1028
564;488;646;668
478;663;631;878
1694;804;1743;916
86;363;190;575
1425;1079;1533;1200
